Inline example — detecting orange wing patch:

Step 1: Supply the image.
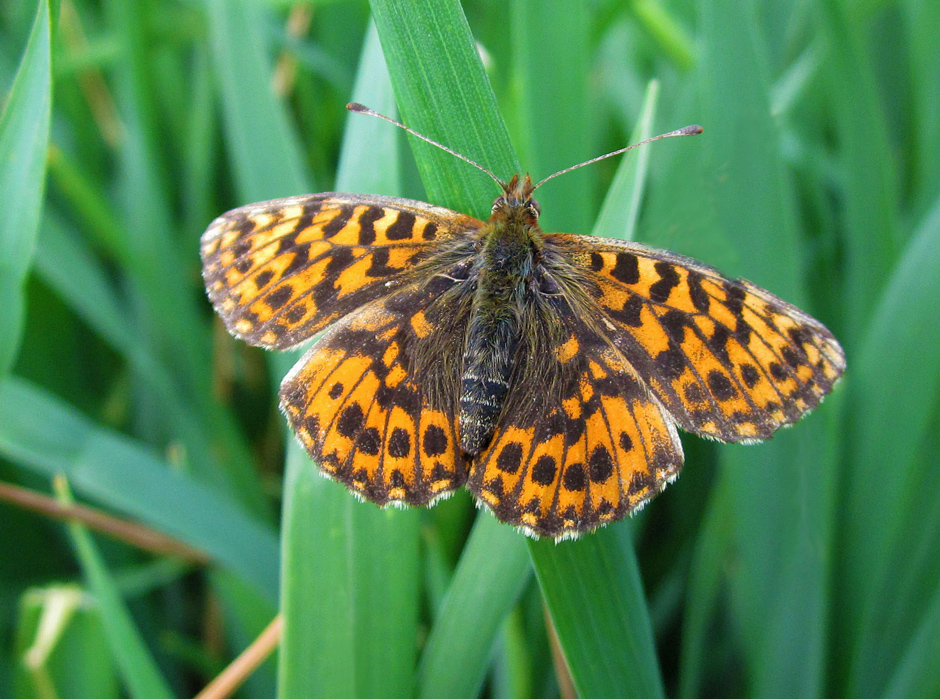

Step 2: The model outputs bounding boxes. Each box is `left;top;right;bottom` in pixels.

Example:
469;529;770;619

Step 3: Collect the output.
548;234;846;444
279;276;471;506
467;321;683;539
201;193;481;349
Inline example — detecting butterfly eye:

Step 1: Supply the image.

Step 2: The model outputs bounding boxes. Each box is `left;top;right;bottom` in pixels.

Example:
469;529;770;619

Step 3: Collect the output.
492;196;506;214
526;199;541;219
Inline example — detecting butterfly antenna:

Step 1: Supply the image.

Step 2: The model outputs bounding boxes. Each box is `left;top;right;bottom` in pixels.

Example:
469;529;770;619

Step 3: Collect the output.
532;124;704;191
347;103;506;187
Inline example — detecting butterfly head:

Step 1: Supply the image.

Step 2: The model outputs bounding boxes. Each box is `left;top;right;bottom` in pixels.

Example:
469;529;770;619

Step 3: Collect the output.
491;174;541;226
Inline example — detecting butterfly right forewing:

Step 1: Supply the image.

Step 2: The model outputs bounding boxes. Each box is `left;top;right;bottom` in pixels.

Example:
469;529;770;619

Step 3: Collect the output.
546;233;845;444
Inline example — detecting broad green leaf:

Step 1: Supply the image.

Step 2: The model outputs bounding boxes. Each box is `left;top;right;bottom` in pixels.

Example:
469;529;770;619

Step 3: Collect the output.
0;378;280;602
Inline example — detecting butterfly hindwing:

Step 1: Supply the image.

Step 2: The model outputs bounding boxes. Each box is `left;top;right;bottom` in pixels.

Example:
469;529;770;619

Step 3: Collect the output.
546;233;845;443
467;299;684;538
279;271;473;506
201;193;481;349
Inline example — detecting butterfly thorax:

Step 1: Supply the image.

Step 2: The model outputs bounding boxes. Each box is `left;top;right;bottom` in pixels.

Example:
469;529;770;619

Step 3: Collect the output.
459;175;544;457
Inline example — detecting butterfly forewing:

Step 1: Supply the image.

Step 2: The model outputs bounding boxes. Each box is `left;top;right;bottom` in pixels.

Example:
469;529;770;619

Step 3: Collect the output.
200;193;481;349
546;233;845;443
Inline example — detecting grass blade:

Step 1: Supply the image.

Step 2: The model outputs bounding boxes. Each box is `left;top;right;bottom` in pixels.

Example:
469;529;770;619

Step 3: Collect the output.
846;195;940;697
206;0;311;203
0;0;51;376
418;514;531;699
369;0;518;215
594;79;661;242
531;525;665;699
59;480;176;699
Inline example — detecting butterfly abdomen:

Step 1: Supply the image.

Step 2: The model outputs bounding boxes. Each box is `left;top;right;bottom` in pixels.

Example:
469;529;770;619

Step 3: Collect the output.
458;223;536;456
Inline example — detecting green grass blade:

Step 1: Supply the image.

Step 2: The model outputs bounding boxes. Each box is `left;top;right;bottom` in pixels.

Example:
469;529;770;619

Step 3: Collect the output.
34;215;252;503
368;6;536;694
526;79;667;699
846;195;940;697
0;377;280;601
677;480;733;699
685;2;838;696
511;0;591;234
374;4;671;696
278;22;420;699
344;25;422;699
531;525;666;699
0;0;51;376
369;0;518;216
15;585;120;698
902;0;940;212
815;0;901;343
593;79;660;241
104;1;211;395
60;482;176;699
206;0;311;202
881;578;940;699
418;514;531;699
278;447;356;698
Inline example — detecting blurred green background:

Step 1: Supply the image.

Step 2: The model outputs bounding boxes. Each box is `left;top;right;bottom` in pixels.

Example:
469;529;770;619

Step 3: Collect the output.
2;0;939;697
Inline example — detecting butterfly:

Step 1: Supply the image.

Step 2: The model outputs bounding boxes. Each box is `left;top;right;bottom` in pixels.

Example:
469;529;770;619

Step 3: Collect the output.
200;104;845;539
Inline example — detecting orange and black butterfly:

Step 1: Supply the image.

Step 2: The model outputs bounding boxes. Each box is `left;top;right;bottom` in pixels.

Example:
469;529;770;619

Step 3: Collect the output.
201;104;845;539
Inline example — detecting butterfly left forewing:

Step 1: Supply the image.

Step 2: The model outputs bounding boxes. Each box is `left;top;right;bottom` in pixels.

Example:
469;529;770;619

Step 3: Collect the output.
201;193;481;349
545;233;845;443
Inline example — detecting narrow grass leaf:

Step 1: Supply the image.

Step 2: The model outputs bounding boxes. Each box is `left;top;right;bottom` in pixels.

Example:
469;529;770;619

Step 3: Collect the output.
510;0;591;234
530;525;665;699
0;377;280;601
207;0;310;203
279;22;420;699
15;585;120;698
278;446;356;699
815;0;900;343
881;563;940;699
418;513;531;699
594;79;660;242
369;0;518;216
61;483;176;699
0;0;51;376
695;1;836;696
847;195;940;697
678;480;733;699
524;80;666;699
344;27;420;699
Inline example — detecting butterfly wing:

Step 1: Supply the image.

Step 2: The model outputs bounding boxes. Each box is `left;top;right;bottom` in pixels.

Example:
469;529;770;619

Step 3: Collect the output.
200;193;482;349
545;233;846;443
466;293;684;539
279;269;476;505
